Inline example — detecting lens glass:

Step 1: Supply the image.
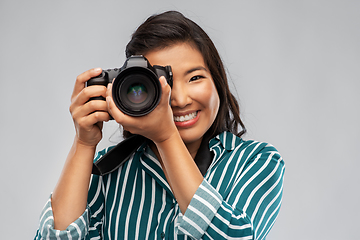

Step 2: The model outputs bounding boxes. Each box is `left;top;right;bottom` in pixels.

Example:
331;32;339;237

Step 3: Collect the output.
127;83;148;104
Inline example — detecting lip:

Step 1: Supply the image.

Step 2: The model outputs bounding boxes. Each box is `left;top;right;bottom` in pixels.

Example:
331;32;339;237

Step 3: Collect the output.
174;111;200;128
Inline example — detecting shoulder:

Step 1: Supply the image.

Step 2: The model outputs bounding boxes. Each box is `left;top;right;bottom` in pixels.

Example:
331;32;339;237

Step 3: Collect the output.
210;131;283;164
205;132;285;199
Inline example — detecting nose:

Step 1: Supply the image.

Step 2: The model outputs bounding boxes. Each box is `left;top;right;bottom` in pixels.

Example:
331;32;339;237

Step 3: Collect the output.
170;81;191;108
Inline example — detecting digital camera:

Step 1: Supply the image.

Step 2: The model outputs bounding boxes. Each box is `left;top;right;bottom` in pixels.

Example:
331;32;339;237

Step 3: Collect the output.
87;55;173;116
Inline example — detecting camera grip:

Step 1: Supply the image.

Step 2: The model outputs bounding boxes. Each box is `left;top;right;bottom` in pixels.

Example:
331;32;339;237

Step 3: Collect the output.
85;71;111;118
86;71;108;87
87;73;107;101
86;69;119;102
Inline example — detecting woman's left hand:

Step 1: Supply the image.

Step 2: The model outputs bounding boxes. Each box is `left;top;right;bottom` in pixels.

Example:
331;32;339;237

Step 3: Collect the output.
108;75;204;214
106;76;177;144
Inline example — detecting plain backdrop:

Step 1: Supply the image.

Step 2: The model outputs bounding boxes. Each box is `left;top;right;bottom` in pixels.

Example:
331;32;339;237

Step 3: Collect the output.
1;0;359;239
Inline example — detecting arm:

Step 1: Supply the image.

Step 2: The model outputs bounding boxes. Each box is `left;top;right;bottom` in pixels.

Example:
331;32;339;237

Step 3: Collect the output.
34;163;106;240
155;130;204;214
106;76;204;214
34;68;110;235
52;68;110;230
51;139;96;230
177;142;285;240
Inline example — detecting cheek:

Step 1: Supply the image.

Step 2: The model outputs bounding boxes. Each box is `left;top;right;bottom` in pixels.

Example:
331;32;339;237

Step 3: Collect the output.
208;86;220;117
193;82;220;115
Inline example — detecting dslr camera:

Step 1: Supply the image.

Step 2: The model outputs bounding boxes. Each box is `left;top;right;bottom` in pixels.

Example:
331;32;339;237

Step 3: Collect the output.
87;55;173;116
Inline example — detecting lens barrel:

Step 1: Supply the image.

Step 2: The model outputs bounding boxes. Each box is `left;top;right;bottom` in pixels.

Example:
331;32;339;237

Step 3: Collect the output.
112;66;162;116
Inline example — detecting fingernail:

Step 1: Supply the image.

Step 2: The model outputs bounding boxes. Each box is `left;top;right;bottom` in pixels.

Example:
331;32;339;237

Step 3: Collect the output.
162;76;167;86
94;68;102;73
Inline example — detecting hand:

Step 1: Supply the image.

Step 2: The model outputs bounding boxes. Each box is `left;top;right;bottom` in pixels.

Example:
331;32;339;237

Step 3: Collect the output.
69;68;111;147
106;76;177;144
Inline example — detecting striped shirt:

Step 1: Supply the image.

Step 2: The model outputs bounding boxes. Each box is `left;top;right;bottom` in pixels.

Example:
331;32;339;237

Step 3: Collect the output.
35;131;285;240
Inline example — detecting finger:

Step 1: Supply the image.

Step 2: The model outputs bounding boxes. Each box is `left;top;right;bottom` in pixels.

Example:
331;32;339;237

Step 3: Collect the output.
159;76;172;105
71;99;109;123
76;85;108;106
71;68;102;100
106;83;121;120
69;85;107;115
106;83;126;122
84;99;109;114
77;111;111;131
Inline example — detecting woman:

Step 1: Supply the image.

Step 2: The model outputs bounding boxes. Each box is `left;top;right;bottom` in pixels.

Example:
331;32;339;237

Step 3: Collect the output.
35;11;284;240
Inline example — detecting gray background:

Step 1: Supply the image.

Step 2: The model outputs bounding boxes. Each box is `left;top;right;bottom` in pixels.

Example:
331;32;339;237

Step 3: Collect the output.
1;0;359;239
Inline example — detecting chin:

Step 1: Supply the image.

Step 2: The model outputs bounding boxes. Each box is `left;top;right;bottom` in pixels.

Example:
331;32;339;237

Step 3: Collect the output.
179;130;203;146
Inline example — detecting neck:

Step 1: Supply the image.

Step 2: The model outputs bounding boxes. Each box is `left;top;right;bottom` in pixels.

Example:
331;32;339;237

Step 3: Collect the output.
149;138;202;161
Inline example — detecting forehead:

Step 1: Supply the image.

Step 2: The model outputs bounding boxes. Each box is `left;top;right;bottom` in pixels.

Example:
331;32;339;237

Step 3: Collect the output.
144;43;207;71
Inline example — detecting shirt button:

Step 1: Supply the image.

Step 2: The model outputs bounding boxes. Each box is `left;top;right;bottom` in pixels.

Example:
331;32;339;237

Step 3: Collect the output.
160;232;165;239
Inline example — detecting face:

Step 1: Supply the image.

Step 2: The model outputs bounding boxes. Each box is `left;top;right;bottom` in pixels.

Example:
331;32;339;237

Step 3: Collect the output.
145;43;220;154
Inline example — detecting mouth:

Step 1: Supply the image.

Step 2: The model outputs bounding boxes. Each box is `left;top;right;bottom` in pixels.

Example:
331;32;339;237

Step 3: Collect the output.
173;111;200;127
173;111;198;122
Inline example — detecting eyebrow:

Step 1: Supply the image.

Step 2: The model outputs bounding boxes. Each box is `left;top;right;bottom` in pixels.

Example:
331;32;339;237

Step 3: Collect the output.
185;66;208;75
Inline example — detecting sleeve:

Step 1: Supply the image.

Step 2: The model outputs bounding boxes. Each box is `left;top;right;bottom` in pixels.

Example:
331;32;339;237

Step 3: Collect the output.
176;145;285;240
34;152;108;240
33;196;90;240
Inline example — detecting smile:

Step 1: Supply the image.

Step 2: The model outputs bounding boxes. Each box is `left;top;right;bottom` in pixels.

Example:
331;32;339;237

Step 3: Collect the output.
174;111;198;122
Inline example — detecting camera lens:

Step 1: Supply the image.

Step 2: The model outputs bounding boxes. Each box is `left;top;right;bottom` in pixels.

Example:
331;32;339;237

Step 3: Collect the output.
127;83;148;104
112;68;161;116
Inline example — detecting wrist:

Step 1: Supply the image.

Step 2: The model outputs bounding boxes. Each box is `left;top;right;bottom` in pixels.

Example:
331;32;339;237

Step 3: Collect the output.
154;129;183;153
153;126;179;146
70;137;97;166
74;136;98;151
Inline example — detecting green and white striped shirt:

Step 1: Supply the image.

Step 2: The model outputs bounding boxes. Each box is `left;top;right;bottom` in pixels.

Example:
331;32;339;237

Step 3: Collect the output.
35;131;285;240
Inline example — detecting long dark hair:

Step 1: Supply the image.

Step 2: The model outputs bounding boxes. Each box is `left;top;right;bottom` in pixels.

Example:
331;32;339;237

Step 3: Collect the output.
124;11;246;139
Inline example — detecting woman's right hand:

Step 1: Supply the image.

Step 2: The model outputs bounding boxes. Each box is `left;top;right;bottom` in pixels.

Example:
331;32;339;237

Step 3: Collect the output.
52;68;110;230
69;68;111;147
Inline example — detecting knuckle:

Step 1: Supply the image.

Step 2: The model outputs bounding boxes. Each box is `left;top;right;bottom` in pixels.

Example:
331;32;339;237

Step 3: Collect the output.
107;103;114;113
93;111;101;120
69;105;79;118
87;100;96;109
75;74;84;84
77;118;86;128
82;87;90;96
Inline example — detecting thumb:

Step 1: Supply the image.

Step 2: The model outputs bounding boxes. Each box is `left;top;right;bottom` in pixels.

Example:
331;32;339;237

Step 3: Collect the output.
159;76;171;100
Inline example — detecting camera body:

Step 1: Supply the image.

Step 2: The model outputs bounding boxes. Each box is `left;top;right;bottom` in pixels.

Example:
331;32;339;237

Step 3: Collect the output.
87;55;173;116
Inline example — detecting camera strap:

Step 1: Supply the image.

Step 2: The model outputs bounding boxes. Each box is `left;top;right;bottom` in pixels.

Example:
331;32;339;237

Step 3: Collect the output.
92;134;146;176
92;132;214;176
194;132;214;176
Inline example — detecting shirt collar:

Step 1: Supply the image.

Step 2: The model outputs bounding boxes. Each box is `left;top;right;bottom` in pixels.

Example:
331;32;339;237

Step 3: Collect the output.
210;131;243;151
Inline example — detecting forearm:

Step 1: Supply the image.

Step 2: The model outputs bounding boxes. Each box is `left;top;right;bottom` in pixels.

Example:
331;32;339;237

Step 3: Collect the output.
51;137;95;230
155;132;203;214
176;139;285;240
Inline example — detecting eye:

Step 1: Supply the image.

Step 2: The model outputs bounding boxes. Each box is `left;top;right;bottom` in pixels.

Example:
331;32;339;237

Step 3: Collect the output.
189;75;204;82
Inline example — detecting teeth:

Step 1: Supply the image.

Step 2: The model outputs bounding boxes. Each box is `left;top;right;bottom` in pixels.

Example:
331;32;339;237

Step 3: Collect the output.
174;112;197;122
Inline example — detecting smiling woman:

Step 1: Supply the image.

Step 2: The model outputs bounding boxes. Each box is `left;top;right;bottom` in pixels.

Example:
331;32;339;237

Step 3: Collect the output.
144;43;220;152
34;11;285;240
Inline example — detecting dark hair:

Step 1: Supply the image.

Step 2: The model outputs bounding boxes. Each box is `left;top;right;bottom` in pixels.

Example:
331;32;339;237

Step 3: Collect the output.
124;11;246;139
